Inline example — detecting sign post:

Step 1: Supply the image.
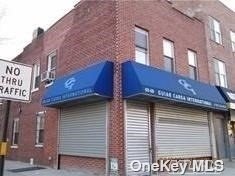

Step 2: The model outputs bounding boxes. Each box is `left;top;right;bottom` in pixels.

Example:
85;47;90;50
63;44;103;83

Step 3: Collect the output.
0;100;10;176
0;59;32;176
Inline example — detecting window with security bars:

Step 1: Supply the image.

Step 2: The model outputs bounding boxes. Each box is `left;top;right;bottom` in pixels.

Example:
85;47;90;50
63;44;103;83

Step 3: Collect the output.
135;27;149;65
188;50;198;80
12;119;19;146
36;114;45;145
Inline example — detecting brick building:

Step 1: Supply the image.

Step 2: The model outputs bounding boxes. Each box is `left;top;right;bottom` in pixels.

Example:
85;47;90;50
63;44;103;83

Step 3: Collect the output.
172;0;235;160
2;0;233;175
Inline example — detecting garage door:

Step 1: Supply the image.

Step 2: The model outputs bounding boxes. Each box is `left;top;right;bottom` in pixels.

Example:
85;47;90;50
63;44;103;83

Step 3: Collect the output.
155;103;211;159
59;101;107;158
126;101;151;176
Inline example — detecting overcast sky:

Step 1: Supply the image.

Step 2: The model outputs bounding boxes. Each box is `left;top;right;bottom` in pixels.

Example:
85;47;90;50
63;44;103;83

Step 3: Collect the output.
0;0;234;61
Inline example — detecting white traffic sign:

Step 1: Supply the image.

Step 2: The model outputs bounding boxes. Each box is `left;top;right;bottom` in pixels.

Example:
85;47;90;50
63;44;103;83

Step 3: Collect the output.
0;59;32;102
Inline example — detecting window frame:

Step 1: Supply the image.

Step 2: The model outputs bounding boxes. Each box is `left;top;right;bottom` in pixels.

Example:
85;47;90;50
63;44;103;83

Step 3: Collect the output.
214;59;228;88
163;38;175;73
209;16;222;44
45;51;57;87
31;62;40;92
187;49;198;80
11;118;19;147
230;31;235;52
134;27;149;65
47;51;57;73
35;112;45;147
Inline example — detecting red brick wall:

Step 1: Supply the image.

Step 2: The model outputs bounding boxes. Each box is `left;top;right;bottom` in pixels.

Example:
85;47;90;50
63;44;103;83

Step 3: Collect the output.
6;0;211;176
116;0;209;83
60;155;105;175
114;1;208;175
7;0;117;175
7;3;74;168
55;1;117;174
57;0;117;76
172;0;235;89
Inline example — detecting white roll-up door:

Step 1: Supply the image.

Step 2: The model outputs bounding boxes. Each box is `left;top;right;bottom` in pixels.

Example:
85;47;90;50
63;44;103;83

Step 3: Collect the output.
59;101;107;158
126;101;151;176
155;103;211;159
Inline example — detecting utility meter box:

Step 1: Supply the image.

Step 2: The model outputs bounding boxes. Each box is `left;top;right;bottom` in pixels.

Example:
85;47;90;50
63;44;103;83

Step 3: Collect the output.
0;142;7;156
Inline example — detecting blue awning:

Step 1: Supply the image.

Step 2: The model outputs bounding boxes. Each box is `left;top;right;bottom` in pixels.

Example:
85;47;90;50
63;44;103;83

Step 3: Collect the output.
217;86;235;110
122;61;227;111
42;61;113;107
217;86;235;103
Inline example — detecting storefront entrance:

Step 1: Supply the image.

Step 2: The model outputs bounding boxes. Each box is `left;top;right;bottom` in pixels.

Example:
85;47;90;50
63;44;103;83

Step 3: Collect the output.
123;61;228;176
214;116;227;159
125;101;214;176
125;101;151;176
154;103;211;159
58;101;108;173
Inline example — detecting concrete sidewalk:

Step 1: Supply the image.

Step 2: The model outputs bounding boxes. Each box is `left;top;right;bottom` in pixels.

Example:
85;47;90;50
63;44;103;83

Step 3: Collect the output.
4;160;95;176
3;160;235;176
167;160;235;176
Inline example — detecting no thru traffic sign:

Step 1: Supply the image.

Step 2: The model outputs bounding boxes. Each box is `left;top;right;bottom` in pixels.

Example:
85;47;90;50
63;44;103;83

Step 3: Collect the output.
0;59;32;102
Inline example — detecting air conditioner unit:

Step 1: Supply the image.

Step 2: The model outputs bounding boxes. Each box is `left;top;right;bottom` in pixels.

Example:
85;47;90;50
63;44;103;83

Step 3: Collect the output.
41;71;55;82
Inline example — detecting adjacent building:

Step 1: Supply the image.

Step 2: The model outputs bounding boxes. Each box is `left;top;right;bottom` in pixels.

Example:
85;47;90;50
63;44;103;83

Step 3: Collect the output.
2;0;234;176
172;0;235;159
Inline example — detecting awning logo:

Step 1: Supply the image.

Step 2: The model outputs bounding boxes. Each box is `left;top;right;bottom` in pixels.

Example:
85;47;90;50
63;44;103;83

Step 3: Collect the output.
178;79;196;95
65;77;76;90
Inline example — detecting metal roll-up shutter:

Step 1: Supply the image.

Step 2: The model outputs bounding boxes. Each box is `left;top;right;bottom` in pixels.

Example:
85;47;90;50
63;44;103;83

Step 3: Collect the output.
155;103;211;159
59;101;107;158
126;101;150;176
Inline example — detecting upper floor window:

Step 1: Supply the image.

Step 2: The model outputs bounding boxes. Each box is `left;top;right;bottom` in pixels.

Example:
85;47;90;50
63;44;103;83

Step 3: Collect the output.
36;113;45;146
214;59;227;88
163;39;174;72
44;52;57;86
230;31;235;52
12;118;19;146
188;50;197;80
47;52;57;74
32;63;40;92
209;17;222;44
135;27;149;65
